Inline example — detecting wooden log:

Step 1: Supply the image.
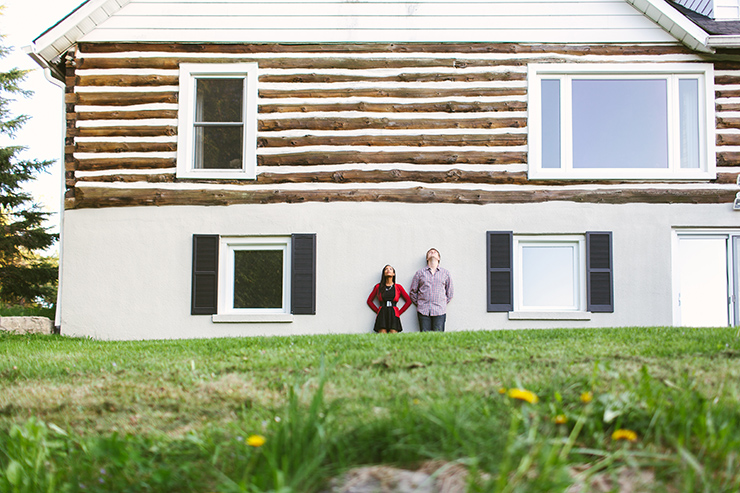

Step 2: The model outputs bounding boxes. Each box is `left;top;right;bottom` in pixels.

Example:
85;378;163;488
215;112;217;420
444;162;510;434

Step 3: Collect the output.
717;133;740;146
717;151;740;166
716;88;740;99
711;60;740;70
75;157;176;171
76;56;531;71
258;72;526;83
73;92;178;106
75;169;739;186
70;185;738;210
716;102;740;112
78;42;693;56
75;109;179;120
74;126;177;137
76;74;179;87
258;100;527;114
716;171;739;184
258;116;525;131
257;151;526;165
75;142;178;153
257;133;527;148
716;117;740;129
715;75;740;85
259;87;526;99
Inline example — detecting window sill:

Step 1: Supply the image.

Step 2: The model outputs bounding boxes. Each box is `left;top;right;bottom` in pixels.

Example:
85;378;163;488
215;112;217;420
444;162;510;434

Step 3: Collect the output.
508;311;591;321
176;170;256;180
212;314;294;323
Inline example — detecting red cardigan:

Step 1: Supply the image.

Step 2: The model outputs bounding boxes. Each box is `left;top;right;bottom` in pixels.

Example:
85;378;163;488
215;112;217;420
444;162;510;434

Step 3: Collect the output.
367;283;412;318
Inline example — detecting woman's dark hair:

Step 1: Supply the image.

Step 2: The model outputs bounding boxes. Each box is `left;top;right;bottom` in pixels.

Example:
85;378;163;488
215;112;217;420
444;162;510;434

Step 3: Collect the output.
380;264;396;285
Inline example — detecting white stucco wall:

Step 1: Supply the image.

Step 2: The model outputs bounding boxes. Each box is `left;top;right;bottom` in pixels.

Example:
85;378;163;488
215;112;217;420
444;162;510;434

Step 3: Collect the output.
58;200;739;340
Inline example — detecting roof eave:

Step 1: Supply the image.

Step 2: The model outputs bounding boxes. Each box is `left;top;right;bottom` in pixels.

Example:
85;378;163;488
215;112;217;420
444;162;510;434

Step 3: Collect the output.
625;0;714;53
28;0;130;68
707;35;740;48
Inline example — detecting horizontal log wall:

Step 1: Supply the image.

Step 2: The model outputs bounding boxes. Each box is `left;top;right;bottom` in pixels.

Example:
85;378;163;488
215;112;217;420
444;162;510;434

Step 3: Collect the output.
66;42;740;209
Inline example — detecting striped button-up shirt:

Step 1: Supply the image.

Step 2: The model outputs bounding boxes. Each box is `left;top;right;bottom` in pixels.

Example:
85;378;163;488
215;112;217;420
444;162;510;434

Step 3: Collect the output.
409;266;454;316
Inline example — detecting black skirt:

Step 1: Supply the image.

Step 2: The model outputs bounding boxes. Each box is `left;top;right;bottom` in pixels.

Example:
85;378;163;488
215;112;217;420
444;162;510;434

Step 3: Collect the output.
374;285;403;333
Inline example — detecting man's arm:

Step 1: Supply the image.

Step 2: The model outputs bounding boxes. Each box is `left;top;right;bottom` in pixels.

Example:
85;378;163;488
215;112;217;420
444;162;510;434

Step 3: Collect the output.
409;271;420;305
445;271;454;304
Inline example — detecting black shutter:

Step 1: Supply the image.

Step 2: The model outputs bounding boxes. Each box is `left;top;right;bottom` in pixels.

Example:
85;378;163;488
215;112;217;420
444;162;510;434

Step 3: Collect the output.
191;234;219;315
586;232;613;313
291;233;316;315
487;231;513;312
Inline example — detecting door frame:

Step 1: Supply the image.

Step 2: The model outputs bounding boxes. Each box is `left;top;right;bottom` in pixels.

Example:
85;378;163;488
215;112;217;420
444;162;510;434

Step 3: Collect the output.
672;229;739;327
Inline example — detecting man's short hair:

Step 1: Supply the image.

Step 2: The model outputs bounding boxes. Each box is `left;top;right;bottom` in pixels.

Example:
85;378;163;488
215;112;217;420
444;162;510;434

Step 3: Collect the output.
426;248;440;259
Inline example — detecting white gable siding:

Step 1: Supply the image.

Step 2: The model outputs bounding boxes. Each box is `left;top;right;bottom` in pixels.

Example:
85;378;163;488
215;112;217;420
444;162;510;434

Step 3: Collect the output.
76;0;679;44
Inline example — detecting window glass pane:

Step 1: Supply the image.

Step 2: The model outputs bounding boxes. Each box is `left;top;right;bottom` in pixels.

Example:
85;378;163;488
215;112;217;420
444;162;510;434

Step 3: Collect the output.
572;79;668;169
194;126;243;169
196;78;243;123
541;79;561;169
679;78;700;169
521;245;575;308
233;250;283;309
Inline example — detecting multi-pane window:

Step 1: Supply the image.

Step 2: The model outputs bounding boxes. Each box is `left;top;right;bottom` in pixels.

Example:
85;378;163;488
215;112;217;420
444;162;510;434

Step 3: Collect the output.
529;64;714;179
177;63;258;179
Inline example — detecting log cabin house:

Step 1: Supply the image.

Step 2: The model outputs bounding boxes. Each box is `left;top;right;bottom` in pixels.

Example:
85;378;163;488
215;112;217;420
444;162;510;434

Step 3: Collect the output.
25;0;740;339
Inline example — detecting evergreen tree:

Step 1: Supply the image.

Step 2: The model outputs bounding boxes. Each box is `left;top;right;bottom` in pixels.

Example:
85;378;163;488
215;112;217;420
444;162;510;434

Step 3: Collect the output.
0;39;58;307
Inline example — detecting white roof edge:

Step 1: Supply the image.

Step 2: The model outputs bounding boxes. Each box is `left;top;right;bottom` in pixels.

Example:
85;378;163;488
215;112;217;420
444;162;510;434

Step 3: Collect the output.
625;0;714;52
707;35;740;47
29;0;130;67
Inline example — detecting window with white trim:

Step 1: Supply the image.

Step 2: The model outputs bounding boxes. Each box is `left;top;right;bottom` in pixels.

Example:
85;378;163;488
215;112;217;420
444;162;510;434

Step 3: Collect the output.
177;63;258;179
220;236;290;315
487;231;613;316
514;236;585;312
191;234;316;320
528;63;715;180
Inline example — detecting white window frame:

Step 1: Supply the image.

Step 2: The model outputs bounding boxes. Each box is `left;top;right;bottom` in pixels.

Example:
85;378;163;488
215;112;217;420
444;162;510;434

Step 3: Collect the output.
218;236;291;316
177;63;258;180
528;63;715;180
513;235;587;313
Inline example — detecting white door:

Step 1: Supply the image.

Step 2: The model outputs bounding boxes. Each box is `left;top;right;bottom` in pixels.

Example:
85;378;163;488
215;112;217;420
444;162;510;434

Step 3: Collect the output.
677;236;729;327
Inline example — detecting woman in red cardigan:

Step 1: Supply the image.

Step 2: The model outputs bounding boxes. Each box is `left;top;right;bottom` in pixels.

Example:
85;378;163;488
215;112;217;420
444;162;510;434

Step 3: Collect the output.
367;265;412;333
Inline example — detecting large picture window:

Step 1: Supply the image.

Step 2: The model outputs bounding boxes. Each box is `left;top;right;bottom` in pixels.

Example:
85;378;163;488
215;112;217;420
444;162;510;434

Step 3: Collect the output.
529;64;714;180
177;63;258;179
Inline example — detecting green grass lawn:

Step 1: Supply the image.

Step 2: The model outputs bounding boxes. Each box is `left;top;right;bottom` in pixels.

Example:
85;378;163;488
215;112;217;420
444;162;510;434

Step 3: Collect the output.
1;327;740;492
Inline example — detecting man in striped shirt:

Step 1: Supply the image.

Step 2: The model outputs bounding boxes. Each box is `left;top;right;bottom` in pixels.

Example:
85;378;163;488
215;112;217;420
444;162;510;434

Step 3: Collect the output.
409;248;454;332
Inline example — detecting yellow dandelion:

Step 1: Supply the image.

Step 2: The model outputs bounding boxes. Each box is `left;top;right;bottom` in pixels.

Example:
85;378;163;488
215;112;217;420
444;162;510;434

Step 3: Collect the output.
412;398;420;405
580;391;593;404
554;414;567;424
498;387;507;395
611;429;638;442
246;434;266;447
508;388;539;404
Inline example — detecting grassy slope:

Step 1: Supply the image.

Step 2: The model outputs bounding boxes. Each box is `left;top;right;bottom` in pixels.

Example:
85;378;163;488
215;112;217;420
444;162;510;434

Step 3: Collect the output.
1;327;740;491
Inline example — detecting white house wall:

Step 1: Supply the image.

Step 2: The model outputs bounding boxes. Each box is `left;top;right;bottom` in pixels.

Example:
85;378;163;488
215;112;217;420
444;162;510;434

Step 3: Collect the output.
75;0;679;44
59;201;737;340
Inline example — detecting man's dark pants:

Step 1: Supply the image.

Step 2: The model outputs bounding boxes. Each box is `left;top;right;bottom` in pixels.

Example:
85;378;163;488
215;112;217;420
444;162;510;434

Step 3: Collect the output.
418;313;446;332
